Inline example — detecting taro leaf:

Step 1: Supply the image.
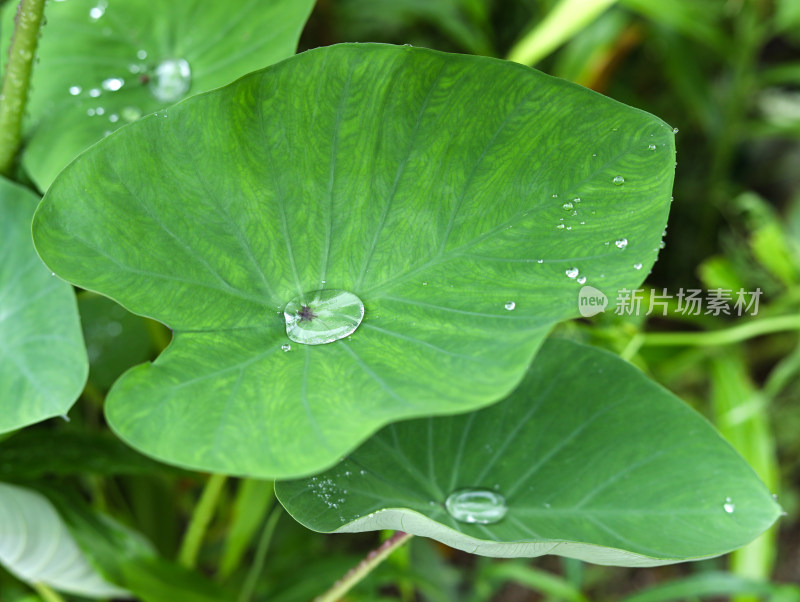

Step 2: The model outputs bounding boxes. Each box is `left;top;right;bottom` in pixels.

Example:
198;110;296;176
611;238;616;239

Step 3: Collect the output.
276;338;782;566
0;482;130;598
0;0;315;191
0;178;87;433
32;44;675;479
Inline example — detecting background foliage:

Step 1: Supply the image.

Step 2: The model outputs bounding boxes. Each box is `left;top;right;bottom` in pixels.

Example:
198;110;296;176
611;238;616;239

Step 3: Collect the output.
1;0;799;600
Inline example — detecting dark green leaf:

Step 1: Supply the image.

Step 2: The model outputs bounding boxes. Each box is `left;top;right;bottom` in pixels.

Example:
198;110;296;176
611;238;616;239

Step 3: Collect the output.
33;44;675;478
276;339;781;565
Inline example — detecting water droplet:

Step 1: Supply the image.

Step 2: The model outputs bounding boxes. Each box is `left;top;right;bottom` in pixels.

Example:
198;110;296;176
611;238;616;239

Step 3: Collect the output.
149;58;191;103
137;49;148;60
87;108;95;116
566;267;579;279
109;113;119;123
421;282;427;286
723;497;735;513
121;106;142;122
633;263;643;270
89;1;106;20
284;289;365;345
537;259;544;264
445;489;508;525
68;85;81;96
88;88;101;98
576;276;586;285
551;193;558;198
504;301;515;311
648;143;656;150
562;202;573;210
673;127;679;134
613;175;625;186
101;77;124;92
281;344;291;352
573;197;581;203
556;223;565;230
95;107;105;115
615;238;628;249
659;240;666;249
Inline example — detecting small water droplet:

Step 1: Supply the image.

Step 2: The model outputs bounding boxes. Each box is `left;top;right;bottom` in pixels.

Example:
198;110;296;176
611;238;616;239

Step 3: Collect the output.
137;49;148;60
68;85;81;96
95;107;105;116
613;175;625;186
109;113;119;123
576;276;586;284
121;106;142;122
633;263;643;270
573;197;581;203
281;344;291;352
88;88;101;98
537;259;544;264
648;143;656;150
551;193;558;198
89;1;106;20
566;267;579;279
556;223;565;230
504;301;515;311
445;488;508;525
562;202;573;210
723;497;735;513
659;240;666;249
284;290;365;345
149;58;191;103
422;282;427;286
101;77;124;91
87;108;95;116
615;238;628;249
673;127;679;134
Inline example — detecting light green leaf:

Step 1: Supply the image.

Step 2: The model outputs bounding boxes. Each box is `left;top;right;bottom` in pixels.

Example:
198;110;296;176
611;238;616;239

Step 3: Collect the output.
0;178;87;433
0;482;130;598
33;44;675;478
0;0;315;190
276;339;781;565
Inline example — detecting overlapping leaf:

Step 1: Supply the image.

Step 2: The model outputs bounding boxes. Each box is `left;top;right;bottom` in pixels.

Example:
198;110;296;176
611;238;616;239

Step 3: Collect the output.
33;44;675;478
0;0;315;189
0;178;87;433
276;339;782;566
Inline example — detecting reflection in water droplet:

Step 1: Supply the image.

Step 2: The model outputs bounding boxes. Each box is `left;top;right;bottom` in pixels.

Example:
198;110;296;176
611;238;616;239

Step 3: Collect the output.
284;289;365;345
504;301;515;311
615;238;628;249
566;267;579;279
445;489;508;525
613;175;625;186
149;58;191;103
101;77;124;91
121;106;142;122
723;497;735;513
68;85;81;96
633;263;643;270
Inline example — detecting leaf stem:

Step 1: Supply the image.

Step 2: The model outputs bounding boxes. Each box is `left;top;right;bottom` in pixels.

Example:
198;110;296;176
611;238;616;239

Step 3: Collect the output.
640;315;800;348
0;0;47;177
237;506;282;602
31;583;66;602
178;473;227;569
315;531;413;602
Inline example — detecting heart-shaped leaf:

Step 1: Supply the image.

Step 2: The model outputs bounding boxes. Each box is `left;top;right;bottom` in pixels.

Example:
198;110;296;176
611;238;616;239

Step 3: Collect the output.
0;178;87;433
33;44;675;478
0;0;315;190
0;482;130;598
275;338;781;566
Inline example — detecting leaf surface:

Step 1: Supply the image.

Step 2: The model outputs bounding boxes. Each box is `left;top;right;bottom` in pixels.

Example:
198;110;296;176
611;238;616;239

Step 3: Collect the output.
0;482;129;598
0;178;87;433
276;339;781;565
0;0;315;189
33;44;675;478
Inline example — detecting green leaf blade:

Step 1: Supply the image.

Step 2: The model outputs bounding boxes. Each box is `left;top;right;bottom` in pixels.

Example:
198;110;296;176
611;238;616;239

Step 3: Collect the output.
34;44;676;478
276;339;781;565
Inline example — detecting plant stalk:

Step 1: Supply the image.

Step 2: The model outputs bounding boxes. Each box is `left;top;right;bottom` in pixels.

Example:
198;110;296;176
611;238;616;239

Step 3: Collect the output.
31;583;66;602
315;531;414;602
0;0;46;177
178;473;227;569
640;315;800;348
237;506;282;602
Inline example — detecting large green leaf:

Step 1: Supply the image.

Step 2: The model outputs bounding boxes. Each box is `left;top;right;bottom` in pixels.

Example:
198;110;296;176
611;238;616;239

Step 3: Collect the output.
0;482;129;598
0;178;87;433
276;339;781;565
0;0;315;190
33;44;675;478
